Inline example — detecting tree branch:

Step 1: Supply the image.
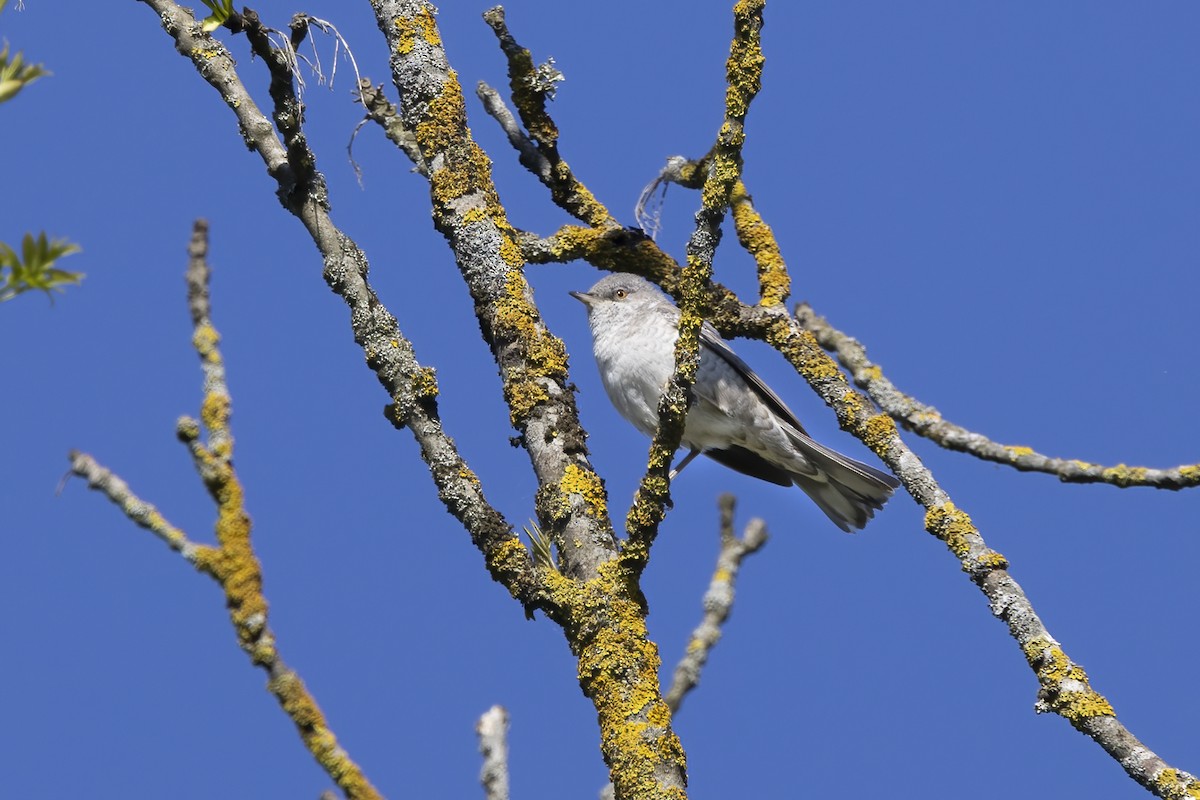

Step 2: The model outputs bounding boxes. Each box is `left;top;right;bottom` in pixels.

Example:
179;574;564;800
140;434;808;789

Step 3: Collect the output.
641;156;790;306
137;0;543;610
664;495;767;714
476;705;511;800
631;64;1199;795
796;302;1200;489
716;299;1200;798
621;0;766;574
68;219;384;800
480;6;616;229
368;0;618;583
369;4;689;797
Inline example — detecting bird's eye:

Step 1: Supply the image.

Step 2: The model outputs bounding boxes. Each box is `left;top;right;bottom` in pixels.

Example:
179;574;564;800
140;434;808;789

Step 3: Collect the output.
614;289;627;299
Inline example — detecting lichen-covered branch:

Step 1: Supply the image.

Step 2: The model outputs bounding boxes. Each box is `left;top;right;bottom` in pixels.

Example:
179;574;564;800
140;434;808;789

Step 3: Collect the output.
138;0;542;609
69;220;383;800
517;226;679;287
367;4;694;797
644;157;789;307
621;0;766;573
480;7;616;229
476;79;552;184
615;63;1198;791
368;0;617;583
664;495;767;714
502;70;1198;790
796;302;1200;490
706;298;1199;799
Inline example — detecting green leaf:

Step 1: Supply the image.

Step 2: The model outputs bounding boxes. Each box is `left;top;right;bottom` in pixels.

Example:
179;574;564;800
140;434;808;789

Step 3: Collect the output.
0;41;49;104
0;232;83;303
199;0;236;33
522;521;558;571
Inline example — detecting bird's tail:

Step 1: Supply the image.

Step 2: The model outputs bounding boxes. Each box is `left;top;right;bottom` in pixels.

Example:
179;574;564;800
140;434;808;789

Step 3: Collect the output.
789;432;900;532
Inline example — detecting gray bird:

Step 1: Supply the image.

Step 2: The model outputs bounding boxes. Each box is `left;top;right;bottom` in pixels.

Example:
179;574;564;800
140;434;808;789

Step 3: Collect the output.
571;273;899;531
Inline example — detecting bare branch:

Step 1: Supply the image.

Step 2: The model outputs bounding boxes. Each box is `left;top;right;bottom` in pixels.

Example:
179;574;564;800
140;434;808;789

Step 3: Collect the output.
627;68;1200;792
713;296;1200;798
65;450;211;566
476;705;511;800
355;79;426;175
476;79;551;183
796;302;1200;490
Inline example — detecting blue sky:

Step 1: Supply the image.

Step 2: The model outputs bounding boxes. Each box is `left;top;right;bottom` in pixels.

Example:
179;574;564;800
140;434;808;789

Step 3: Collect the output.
4;2;1198;798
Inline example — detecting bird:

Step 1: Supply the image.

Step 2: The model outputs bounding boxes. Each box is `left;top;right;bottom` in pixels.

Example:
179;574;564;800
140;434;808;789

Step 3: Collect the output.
570;273;900;531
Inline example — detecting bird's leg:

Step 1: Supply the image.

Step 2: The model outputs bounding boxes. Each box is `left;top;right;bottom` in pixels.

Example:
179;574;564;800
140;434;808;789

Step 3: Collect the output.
669;449;702;481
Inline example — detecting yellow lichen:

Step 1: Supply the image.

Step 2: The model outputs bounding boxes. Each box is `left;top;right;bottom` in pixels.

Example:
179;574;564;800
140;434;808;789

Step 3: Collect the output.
1057;690;1115;720
729;186;790;307
486;535;530;577
839;391;868;430
862;413;897;457
410;366;439;399
200;392;231;439
1006;445;1035;457
973;551;1009;571
765;321;845;385
393;9;440;54
498;236;524;268
1102;464;1150;487
1153;769;1200;799
1021;638;1116;721
924;502;976;559
503;377;550;427
543;562;687;797
560;463;608;519
192;321;220;357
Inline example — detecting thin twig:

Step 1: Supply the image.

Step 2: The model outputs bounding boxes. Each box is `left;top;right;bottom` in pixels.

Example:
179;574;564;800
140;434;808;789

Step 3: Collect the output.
479;7;617;229
718;299;1200;799
796;302;1200;490
476;80;551;182
639;156;790;306
476;705;511;800
664;495;767;714
65;450;210;565
69;220;385;800
621;0;766;573
355;79;426;175
139;0;541;608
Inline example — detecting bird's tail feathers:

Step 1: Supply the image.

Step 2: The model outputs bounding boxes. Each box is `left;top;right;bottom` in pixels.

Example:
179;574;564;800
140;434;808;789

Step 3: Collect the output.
789;431;900;532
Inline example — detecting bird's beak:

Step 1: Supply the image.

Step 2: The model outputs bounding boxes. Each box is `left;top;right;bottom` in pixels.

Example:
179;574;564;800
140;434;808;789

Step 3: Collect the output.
569;290;595;307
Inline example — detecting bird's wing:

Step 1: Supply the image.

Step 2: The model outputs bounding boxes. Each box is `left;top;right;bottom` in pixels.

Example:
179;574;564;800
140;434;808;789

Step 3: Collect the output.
703;445;794;486
696;321;810;435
